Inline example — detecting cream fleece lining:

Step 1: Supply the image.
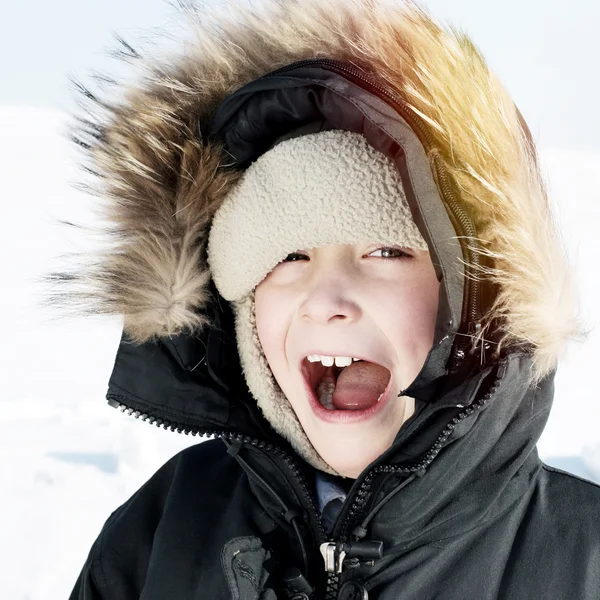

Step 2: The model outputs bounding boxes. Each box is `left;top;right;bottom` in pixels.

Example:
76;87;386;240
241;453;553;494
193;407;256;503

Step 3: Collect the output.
233;293;336;473
208;130;427;302
209;130;426;473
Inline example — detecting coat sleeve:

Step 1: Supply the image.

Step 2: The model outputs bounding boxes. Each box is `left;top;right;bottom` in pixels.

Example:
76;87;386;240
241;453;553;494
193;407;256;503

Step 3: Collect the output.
68;538;107;600
66;448;186;600
67;444;222;600
69;564;104;600
66;500;150;600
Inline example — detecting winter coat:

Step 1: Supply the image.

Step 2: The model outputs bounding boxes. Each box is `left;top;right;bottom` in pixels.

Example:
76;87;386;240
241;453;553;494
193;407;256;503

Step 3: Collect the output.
60;1;600;599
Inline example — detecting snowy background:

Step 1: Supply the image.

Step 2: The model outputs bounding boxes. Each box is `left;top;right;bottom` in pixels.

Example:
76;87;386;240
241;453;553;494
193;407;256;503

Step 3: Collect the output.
2;1;599;599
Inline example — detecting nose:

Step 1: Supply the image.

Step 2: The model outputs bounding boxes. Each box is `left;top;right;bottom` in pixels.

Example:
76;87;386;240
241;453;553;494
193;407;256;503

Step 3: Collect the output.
298;264;362;325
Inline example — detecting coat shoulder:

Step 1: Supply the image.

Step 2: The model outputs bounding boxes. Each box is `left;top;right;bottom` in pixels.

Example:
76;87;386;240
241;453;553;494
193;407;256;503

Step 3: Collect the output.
539;463;600;513
529;463;600;550
70;440;255;599
101;439;247;536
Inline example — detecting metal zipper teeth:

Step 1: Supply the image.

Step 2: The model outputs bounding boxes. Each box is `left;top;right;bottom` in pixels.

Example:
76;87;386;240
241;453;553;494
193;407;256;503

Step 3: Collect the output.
325;574;340;600
107;397;328;543
109;360;500;598
111;397;334;597
259;57;482;366
431;152;481;359
320;368;503;599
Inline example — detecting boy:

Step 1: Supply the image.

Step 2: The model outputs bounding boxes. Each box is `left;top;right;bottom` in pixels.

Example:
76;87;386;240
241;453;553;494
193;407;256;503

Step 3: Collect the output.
59;1;600;598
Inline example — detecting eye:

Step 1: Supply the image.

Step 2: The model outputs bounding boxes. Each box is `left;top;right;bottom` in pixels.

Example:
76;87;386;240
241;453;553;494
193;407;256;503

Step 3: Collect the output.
368;247;413;259
281;252;309;263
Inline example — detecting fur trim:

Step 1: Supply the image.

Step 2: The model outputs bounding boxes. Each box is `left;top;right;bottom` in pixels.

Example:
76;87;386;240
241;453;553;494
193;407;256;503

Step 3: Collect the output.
45;0;584;385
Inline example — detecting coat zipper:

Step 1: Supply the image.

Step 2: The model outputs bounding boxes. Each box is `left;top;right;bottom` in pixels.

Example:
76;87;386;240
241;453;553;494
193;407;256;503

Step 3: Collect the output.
108;360;504;598
107;396;328;545
257;57;483;369
319;362;505;599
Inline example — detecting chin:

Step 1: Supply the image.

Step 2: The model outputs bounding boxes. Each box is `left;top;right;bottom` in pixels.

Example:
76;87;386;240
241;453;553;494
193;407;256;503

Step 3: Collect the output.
330;462;366;479
315;436;392;479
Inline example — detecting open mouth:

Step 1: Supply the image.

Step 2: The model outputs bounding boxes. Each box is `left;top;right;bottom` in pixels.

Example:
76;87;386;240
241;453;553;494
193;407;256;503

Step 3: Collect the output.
301;357;392;412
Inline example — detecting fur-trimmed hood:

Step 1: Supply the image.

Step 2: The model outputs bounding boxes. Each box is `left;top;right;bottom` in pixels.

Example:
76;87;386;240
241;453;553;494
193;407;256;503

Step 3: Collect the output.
48;0;583;388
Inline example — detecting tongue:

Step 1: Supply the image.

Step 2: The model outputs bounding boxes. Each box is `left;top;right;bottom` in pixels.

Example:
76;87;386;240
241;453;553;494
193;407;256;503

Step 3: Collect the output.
332;362;391;410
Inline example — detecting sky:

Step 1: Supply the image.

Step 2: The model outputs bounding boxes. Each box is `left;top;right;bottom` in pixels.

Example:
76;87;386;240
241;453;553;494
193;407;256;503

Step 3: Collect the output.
3;0;599;152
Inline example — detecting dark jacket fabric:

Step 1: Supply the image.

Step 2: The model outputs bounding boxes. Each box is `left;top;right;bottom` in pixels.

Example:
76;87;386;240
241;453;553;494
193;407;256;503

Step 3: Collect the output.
59;2;600;599
70;353;600;600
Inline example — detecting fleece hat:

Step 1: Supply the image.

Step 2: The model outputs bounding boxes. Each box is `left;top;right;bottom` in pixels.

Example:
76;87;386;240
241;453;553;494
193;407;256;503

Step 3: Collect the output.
208;129;428;474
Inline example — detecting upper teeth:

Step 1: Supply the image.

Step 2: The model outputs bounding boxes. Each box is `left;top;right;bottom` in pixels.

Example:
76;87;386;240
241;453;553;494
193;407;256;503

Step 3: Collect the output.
307;355;361;367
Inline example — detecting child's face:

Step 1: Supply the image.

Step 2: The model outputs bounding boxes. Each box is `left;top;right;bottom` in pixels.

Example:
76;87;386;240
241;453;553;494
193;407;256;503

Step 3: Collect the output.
255;243;439;478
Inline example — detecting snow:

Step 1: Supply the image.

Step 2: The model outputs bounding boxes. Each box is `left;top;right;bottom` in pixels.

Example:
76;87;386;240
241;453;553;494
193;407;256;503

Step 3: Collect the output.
1;107;198;599
1;106;599;599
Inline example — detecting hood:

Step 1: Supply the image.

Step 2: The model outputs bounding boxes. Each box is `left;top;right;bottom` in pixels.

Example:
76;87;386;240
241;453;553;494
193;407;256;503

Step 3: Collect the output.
46;1;582;448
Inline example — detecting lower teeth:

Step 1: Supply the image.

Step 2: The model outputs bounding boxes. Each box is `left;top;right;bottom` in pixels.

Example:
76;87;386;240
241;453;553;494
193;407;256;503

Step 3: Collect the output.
317;379;336;410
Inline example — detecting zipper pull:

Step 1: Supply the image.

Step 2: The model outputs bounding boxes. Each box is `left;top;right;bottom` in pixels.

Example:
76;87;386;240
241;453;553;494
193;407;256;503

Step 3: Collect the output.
320;541;383;573
320;542;347;573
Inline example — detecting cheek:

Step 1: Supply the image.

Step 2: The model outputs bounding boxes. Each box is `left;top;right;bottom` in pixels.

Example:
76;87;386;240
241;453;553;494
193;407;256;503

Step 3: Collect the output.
383;270;440;350
254;283;289;370
411;270;440;338
418;272;441;331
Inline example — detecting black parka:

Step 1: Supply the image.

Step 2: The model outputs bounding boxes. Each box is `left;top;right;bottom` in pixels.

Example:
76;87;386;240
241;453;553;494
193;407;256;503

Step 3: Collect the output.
60;2;600;598
70;347;600;599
